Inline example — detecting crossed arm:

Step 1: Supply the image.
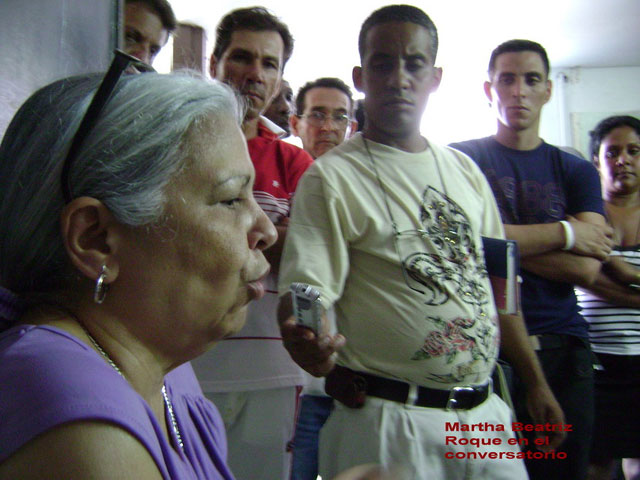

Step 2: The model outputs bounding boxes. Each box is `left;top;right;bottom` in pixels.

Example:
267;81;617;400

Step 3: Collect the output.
494;212;614;450
506;212;613;288
505;214;613;260
580;256;640;308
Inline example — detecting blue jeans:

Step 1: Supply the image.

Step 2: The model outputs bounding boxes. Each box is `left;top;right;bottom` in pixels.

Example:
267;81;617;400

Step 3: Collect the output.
290;395;334;480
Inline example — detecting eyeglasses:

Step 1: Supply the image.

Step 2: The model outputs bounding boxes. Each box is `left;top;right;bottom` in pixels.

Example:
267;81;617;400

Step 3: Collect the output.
60;49;155;203
299;111;350;128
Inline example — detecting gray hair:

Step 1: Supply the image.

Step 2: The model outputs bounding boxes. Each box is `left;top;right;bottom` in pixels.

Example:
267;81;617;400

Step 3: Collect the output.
0;73;243;297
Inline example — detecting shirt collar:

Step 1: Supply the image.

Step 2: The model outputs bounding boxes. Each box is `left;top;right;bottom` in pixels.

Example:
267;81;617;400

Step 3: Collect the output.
259;115;287;138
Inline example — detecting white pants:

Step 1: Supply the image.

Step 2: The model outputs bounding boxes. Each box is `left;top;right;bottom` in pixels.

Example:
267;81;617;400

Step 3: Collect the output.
319;393;529;480
206;387;300;480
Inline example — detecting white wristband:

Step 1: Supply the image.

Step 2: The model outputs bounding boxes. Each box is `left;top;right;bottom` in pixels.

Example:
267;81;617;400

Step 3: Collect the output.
560;220;575;251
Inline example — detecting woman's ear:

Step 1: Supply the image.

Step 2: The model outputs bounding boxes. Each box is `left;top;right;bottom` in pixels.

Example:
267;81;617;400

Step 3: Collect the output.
59;197;121;284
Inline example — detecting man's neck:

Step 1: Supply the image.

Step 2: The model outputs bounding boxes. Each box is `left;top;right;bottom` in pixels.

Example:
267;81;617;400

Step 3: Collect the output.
494;124;542;151
242;117;260;140
363;127;427;153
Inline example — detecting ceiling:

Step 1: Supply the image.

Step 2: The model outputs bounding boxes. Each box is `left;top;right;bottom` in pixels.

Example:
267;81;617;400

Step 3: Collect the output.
169;0;640;91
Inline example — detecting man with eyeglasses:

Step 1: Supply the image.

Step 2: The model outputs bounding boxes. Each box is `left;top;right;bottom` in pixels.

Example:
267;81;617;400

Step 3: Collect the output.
290;77;358;160
287;76;356;480
277;6;563;479
190;7;312;480
123;0;176;65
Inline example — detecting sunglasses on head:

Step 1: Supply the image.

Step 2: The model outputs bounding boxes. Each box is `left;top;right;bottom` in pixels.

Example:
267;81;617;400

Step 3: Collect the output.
60;49;155;203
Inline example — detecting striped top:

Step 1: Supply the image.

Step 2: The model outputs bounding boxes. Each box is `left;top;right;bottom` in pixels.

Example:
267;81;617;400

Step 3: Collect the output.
576;245;640;355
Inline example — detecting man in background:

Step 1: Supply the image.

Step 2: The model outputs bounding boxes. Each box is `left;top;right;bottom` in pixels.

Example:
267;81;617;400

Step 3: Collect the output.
450;39;614;479
288;76;356;480
264;79;294;137
123;0;176;65
191;7;313;480
290;77;358;159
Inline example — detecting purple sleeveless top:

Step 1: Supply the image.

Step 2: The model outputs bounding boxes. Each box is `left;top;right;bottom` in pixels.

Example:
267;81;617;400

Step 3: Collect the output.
0;324;234;479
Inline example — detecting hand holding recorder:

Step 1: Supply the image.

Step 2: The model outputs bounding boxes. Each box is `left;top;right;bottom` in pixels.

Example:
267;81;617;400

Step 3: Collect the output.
277;283;346;377
291;282;323;334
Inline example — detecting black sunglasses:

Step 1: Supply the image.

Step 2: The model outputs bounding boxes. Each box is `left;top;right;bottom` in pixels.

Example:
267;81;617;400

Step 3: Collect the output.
60;49;155;203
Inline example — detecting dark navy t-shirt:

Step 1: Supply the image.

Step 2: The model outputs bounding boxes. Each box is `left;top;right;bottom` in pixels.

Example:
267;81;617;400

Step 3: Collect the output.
450;136;605;337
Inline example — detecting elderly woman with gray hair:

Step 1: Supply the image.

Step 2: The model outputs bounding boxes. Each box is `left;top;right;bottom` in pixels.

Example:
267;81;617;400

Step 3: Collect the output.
0;52;276;479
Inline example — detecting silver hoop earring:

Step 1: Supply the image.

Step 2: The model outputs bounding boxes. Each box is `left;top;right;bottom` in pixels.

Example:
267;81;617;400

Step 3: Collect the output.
93;265;108;304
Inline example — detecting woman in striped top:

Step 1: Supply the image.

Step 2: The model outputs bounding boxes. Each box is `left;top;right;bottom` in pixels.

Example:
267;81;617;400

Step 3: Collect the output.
576;115;640;480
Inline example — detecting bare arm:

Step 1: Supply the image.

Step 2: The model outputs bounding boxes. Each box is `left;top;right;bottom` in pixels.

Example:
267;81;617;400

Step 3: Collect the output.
603;256;640;286
505;215;613;260
277;292;345;377
0;422;163;480
498;312;566;451
504;222;566;257
521;251;602;288
517;212;610;288
581;269;640;309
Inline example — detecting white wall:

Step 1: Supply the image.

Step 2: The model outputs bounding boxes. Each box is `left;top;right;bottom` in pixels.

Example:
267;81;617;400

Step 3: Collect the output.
541;66;640;157
0;0;117;138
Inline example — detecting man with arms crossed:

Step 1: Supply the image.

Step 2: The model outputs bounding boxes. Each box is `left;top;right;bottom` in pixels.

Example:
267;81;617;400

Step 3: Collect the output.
278;7;562;479
450;39;614;479
191;7;312;480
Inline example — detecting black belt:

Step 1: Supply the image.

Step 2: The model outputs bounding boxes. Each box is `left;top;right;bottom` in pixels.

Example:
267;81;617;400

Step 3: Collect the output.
325;366;491;410
529;334;588;351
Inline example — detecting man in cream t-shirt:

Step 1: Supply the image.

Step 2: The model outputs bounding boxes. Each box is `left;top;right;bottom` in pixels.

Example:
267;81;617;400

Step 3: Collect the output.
277;5;564;479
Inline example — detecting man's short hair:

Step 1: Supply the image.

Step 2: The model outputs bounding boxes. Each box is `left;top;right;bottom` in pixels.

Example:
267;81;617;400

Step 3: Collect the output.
589;115;640;160
358;5;438;64
125;0;177;32
213;7;294;69
488;39;550;77
295;77;354;116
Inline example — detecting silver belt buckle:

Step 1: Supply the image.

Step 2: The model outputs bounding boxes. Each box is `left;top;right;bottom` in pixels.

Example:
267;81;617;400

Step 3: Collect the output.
446;386;475;410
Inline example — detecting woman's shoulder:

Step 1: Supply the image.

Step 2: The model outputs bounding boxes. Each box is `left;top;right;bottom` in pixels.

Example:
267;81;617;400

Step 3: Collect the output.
0;324;131;395
0;324;100;383
0;325;158;463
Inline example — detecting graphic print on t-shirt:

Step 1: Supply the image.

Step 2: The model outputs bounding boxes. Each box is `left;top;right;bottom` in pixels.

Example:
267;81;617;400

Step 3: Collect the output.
400;187;496;382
